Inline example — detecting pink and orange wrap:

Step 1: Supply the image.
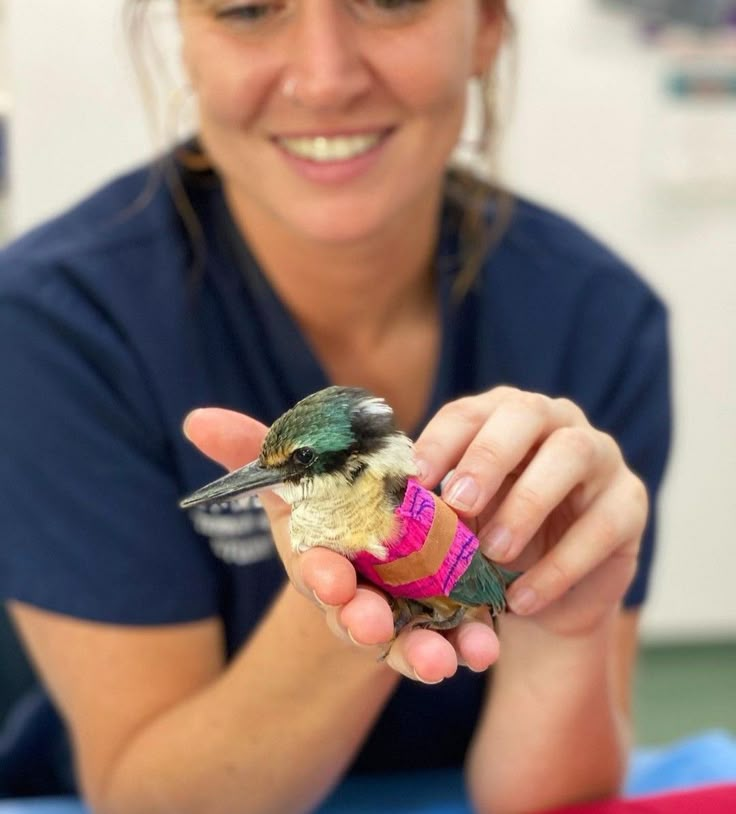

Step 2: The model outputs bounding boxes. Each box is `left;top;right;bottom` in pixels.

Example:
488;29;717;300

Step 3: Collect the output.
351;479;478;600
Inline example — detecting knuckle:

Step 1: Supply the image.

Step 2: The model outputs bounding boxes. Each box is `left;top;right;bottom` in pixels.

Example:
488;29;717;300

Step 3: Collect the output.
554;425;597;462
554;396;587;424
491;385;520;402
632;473;649;506
628;474;650;527
543;556;574;596
517;390;550;416
612;543;640;587
413;435;443;460
595;509;621;550
597;430;623;463
441;396;482;425
511;483;547;519
465;438;507;472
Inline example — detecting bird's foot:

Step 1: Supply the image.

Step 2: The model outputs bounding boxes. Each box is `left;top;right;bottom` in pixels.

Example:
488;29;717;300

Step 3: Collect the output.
414;605;467;631
390;597;429;637
389;597;467;635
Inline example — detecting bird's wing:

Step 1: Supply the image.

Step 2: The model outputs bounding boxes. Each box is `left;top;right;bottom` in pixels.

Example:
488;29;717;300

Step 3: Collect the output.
448;552;511;615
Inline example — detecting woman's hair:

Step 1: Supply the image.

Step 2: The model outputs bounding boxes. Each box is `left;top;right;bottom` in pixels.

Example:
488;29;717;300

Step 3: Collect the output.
124;0;515;301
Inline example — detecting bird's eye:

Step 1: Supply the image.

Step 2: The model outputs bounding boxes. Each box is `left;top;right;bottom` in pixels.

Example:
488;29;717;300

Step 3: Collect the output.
293;447;316;467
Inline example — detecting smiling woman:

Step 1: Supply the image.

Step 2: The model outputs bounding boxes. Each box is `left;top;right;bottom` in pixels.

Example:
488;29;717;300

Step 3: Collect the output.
0;1;671;812
127;0;512;296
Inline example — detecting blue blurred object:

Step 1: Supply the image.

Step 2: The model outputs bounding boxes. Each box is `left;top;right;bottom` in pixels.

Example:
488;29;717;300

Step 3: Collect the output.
1;731;736;814
601;0;736;29
0;804;85;814
626;729;736;796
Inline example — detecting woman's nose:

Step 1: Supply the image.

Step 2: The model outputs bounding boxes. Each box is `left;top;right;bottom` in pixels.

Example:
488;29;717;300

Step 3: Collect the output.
283;2;372;111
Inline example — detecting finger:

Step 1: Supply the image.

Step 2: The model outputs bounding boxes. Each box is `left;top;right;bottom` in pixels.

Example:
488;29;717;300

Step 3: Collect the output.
417;393;586;516
337;586;395;647
384;628;459;684
413;392;501;488
295;547;358;608
505;474;648;616
471;471;519;535
183;407;267;471
477;426;612;562
440;396;555;515
445;614;500;673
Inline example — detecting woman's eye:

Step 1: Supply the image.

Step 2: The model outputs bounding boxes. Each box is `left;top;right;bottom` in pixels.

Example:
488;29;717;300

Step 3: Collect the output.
367;0;429;12
210;0;430;28
354;0;431;25
373;0;425;7
213;1;282;24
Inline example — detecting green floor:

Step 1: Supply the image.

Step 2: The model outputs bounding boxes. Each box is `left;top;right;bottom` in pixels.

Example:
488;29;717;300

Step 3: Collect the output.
634;639;736;745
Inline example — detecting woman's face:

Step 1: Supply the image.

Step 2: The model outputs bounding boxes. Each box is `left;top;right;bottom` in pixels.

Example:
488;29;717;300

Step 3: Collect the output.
179;1;503;244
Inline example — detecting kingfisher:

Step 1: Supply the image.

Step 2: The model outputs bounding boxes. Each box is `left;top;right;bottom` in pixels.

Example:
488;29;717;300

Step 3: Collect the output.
180;386;519;633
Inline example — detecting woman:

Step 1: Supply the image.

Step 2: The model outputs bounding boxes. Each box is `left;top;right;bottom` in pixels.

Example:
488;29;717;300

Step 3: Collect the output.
0;1;670;812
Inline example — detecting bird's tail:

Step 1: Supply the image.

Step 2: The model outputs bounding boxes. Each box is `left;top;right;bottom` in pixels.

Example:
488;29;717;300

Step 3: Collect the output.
499;567;522;588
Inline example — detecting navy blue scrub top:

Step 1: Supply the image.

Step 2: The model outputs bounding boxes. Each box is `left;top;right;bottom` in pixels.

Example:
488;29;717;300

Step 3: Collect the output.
0;152;671;795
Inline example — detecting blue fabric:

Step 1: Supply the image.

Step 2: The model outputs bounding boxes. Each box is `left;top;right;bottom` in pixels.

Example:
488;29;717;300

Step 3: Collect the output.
625;730;736;796
0;803;86;814
0;152;671;794
2;732;736;813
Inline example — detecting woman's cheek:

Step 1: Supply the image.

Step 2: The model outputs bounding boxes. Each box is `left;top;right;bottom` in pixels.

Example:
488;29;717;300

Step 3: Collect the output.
183;38;274;127
381;34;472;116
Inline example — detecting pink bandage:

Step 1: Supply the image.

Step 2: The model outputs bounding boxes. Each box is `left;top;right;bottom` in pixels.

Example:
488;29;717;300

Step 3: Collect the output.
352;479;478;600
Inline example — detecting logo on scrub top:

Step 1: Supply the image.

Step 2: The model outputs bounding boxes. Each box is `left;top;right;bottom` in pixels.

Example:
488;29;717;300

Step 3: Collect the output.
187;495;276;566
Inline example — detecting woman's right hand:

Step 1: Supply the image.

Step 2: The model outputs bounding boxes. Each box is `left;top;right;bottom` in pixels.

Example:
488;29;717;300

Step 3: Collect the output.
183;407;500;684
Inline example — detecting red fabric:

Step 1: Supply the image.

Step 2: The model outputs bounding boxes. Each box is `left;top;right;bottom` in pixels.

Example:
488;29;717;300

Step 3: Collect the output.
548;784;736;813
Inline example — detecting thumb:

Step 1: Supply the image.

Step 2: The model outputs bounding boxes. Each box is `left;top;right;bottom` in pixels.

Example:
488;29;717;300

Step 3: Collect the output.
182;407;293;555
183;407;267;472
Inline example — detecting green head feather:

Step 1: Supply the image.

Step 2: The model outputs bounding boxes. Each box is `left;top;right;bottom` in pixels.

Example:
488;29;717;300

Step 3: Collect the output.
260;386;398;477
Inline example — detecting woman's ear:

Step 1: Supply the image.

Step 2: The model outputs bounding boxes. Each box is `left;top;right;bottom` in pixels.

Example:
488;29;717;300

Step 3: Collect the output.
472;0;507;77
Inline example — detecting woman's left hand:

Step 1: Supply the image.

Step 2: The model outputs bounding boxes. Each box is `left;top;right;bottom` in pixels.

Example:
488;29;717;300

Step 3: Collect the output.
414;387;648;638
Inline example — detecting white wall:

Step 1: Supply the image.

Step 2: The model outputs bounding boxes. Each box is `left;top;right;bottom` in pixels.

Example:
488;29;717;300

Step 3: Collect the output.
5;0;178;232
499;0;736;641
5;0;736;640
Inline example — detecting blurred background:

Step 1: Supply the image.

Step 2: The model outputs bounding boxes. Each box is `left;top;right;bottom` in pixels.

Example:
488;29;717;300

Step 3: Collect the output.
0;0;734;748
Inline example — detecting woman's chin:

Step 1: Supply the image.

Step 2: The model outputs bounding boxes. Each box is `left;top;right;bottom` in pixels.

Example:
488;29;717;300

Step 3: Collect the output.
278;206;400;247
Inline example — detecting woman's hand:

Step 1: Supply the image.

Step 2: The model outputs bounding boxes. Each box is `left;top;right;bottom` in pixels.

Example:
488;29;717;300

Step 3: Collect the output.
414;387;648;639
183;407;500;684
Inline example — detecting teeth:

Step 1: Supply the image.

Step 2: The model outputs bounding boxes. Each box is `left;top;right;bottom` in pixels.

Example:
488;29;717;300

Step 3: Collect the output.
278;133;382;162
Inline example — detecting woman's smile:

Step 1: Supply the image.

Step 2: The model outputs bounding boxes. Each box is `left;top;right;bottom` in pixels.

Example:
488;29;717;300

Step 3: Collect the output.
271;128;395;184
273;129;390;163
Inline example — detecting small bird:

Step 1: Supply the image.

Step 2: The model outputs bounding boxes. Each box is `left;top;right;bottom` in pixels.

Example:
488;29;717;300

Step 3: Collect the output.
181;386;519;633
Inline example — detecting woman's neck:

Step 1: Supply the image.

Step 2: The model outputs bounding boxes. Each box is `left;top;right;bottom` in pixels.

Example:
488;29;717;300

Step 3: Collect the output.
223;184;443;344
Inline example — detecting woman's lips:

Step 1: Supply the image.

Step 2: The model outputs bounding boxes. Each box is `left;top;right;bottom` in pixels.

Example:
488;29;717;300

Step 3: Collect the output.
271;128;395;184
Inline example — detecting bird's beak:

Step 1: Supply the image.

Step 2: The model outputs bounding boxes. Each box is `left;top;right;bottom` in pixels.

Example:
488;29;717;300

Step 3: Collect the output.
179;459;285;509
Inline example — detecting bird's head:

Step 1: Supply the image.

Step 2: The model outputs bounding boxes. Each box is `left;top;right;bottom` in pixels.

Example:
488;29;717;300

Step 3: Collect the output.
180;386;416;510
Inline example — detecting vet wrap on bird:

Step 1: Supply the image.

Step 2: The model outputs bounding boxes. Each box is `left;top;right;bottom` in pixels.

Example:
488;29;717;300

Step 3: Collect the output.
180;386;519;631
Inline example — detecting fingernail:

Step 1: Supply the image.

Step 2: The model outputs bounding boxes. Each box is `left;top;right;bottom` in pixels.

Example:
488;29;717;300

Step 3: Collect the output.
182;409;203;441
444;476;479;512
482;525;512;560
347;628;365;647
311;589;339;610
412;669;444;685
414;458;430;483
509;586;538;615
